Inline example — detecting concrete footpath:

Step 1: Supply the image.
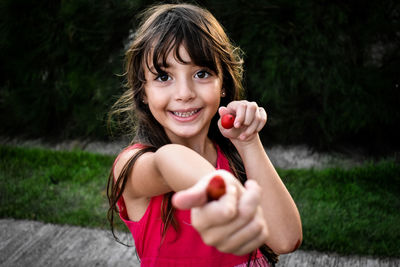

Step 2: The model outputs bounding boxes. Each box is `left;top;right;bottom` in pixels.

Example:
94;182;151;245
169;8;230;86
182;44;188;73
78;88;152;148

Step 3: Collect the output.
1;219;399;267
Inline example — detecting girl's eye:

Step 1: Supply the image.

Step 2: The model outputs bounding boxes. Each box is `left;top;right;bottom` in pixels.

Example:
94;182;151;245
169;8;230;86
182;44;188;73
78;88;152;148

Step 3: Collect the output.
195;70;210;79
156;73;171;82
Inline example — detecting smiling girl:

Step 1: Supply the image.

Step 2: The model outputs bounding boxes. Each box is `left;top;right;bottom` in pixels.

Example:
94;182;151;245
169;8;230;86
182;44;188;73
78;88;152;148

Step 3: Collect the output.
107;3;302;266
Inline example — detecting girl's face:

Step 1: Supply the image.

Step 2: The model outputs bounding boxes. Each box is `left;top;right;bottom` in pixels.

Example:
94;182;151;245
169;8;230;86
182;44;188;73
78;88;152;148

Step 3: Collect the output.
143;45;222;144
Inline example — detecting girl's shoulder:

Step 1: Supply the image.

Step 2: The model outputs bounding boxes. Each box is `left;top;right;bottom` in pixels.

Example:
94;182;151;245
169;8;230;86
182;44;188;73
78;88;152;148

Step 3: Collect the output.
112;143;149;179
113;143;169;199
120;143;148;155
114;142;142;159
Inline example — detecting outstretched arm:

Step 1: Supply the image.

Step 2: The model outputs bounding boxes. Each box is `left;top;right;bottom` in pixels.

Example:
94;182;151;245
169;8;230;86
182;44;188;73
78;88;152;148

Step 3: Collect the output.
114;144;216;199
156;145;270;256
115;143;268;255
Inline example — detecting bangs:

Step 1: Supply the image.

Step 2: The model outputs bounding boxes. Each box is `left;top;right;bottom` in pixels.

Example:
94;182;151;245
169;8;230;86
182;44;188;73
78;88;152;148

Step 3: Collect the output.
143;9;219;75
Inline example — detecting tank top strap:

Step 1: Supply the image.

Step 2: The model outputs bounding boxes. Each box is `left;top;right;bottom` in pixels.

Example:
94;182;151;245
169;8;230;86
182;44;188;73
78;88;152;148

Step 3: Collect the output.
215;143;231;172
112;143;147;172
112;143;148;219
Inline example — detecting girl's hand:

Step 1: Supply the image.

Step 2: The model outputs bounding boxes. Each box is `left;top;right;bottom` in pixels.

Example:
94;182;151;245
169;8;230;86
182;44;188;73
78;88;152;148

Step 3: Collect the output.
218;101;267;142
172;170;269;255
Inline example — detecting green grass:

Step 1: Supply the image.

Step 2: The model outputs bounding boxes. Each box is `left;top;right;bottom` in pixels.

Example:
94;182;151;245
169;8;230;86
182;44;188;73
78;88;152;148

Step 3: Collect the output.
1;145;399;257
0;145;124;230
279;162;400;258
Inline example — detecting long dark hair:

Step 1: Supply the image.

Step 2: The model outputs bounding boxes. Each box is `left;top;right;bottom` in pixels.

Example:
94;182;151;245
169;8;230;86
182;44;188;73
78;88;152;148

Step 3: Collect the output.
107;3;278;265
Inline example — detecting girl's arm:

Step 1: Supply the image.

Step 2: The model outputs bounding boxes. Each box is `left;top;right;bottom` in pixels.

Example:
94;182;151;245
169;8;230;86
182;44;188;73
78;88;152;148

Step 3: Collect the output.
234;135;302;254
115;144;268;255
219;101;303;254
114;144;216;199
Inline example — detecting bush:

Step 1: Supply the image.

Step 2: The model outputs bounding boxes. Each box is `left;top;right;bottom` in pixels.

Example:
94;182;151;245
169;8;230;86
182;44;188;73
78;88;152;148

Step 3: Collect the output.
1;0;399;152
206;0;400;151
0;0;141;139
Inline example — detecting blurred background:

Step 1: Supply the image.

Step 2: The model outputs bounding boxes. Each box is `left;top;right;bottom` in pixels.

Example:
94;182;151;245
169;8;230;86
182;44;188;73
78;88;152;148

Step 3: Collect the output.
1;0;399;154
1;0;400;263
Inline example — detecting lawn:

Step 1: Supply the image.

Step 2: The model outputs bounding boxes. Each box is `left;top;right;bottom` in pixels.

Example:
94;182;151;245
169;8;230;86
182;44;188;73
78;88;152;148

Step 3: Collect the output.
0;145;117;229
279;164;400;257
1;145;399;257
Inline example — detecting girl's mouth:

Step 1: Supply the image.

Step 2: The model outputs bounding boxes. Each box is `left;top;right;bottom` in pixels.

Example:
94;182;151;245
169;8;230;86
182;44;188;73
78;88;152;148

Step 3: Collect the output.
172;109;201;118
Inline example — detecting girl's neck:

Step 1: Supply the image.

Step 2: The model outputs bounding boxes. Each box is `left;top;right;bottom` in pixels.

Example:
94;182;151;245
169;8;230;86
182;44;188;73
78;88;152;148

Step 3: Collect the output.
170;135;217;167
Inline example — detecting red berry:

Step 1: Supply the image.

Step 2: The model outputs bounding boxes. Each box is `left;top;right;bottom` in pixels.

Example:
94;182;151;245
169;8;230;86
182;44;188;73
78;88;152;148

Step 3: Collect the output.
206;175;226;201
221;114;235;129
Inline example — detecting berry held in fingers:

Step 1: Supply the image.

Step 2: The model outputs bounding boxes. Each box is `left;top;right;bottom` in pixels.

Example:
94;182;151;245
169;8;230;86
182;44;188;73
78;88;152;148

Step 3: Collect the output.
206;175;226;201
221;114;235;129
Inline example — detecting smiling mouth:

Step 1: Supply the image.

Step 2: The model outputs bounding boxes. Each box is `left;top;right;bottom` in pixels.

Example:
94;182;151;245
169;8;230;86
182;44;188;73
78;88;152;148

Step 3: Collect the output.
172;109;201;118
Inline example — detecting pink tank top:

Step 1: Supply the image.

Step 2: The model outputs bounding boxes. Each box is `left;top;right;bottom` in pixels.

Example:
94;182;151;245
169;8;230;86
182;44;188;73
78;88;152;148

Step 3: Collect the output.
113;144;269;267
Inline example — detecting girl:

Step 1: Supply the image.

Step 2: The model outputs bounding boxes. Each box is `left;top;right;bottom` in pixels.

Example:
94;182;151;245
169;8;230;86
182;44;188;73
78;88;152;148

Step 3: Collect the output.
107;3;302;267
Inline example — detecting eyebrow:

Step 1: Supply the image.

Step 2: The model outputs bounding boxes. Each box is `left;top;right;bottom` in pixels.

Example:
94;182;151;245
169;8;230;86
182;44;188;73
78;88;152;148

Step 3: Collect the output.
148;59;199;74
146;63;168;75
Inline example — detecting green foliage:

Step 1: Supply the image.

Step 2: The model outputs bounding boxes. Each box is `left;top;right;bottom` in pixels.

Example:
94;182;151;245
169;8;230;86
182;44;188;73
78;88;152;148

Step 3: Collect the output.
204;0;400;150
0;0;142;139
1;0;399;151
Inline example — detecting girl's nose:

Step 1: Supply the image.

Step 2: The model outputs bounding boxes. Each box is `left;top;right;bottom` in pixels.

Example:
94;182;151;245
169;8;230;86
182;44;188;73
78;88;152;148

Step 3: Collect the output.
175;77;196;101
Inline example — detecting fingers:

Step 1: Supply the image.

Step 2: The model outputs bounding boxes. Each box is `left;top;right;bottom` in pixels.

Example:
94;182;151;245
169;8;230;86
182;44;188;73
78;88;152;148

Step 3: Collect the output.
197;180;259;244
173;169;268;256
172;169;239;211
172;182;208;210
243;102;258;126
191;184;238;230
219;101;267;141
257;107;267;132
233;102;247;128
227;101;259;127
225;180;268;254
194;179;269;255
219;210;268;255
230;220;268;255
218;106;229;117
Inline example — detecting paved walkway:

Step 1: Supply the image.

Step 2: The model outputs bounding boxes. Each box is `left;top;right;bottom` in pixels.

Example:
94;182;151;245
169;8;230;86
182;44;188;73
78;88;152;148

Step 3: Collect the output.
0;219;139;267
1;219;399;267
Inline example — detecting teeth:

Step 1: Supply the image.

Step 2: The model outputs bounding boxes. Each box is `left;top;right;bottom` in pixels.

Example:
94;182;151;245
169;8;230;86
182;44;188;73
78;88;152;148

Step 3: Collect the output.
173;109;199;117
